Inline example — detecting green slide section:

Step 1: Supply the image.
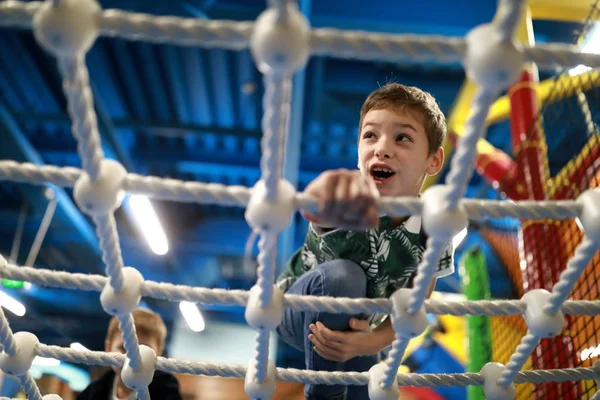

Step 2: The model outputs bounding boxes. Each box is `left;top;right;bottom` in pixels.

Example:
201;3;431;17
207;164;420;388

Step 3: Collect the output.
459;247;492;400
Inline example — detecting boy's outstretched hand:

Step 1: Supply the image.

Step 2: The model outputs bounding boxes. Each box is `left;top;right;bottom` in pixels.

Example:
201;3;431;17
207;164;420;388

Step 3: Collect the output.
308;319;383;362
302;169;380;230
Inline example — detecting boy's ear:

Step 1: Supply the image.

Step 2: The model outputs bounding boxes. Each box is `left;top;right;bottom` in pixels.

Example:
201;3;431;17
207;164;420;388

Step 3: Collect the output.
426;147;444;176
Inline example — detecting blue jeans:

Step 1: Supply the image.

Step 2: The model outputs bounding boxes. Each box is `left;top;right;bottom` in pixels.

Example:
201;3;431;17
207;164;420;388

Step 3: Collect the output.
277;260;380;400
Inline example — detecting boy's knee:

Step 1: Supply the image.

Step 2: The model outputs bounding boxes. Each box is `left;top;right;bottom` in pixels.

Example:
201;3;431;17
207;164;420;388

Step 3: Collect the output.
314;259;367;298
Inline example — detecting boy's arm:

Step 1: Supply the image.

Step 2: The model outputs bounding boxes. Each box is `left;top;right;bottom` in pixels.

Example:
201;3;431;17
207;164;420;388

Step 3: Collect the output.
373;318;395;350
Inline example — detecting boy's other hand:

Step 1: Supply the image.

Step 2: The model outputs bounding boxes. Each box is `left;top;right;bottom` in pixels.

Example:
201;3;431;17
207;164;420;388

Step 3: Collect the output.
302;169;379;230
308;319;382;362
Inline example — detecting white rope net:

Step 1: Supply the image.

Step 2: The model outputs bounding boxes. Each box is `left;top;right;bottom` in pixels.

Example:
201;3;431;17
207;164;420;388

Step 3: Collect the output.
0;0;599;399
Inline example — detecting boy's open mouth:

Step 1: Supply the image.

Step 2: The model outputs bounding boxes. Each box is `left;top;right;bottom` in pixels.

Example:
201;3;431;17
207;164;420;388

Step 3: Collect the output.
370;167;396;184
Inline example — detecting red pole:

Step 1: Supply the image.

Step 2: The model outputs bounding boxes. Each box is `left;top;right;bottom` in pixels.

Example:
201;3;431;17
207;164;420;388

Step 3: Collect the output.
448;131;517;194
508;68;579;400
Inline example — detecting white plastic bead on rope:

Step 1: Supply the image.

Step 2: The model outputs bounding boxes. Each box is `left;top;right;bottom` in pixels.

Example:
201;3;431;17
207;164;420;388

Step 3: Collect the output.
32;0;101;58
480;362;516;400
421;185;468;241
368;363;400;400
43;396;63;400
576;188;600;242
245;285;284;331
390;288;428;339
464;22;524;91
522;289;565;338
250;2;311;75
121;345;157;391
245;179;296;234
100;267;144;316
244;359;277;399
0;332;39;376
73;159;127;217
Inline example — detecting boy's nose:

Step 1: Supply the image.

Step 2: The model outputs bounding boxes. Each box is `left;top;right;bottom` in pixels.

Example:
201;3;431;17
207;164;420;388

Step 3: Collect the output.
375;145;393;159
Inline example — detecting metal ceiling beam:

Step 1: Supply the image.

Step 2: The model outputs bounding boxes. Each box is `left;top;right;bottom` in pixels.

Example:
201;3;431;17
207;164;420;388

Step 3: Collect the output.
162;46;190;124
138;43;171;121
0;101;102;269
12;112;264;138
11;111;364;149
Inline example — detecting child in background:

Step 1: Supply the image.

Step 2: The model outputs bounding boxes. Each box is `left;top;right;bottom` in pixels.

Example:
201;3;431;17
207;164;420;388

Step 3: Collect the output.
276;83;455;400
77;308;182;400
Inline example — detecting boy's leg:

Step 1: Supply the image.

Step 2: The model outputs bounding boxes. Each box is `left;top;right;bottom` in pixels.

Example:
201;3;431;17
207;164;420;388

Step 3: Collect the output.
276;259;368;400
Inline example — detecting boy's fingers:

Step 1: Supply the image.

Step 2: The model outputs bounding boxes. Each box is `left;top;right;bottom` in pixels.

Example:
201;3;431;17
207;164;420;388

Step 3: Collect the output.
309;333;343;354
321;175;338;216
317;322;346;344
313;345;343;362
343;180;367;223
333;176;352;219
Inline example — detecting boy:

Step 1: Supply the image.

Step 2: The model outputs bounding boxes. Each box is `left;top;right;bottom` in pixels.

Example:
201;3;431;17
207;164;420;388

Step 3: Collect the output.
276;83;454;400
77;308;182;400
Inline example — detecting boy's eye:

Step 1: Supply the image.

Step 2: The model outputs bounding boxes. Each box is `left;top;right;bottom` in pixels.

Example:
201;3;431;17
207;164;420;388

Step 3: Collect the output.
396;134;412;142
362;131;375;139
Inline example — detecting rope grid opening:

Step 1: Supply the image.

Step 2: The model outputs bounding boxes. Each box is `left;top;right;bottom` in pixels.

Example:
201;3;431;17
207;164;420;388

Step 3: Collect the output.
0;0;598;399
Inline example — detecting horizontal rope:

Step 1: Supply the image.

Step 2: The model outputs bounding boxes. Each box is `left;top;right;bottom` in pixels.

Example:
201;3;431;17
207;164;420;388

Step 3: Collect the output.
156;357;247;378
3;262;600;317
0;0;40;28
310;28;466;64
100;9;253;48
1;1;596;72
28;344;600;388
36;344;124;367
0;161;81;187
514;367;598;384
525;43;600;69
142;281;248;305
124;173;251;207
462;200;582;220
0;162;585;221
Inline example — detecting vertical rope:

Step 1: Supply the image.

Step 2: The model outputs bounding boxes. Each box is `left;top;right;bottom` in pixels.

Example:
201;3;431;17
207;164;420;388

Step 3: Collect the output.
444;89;497;209
15;374;43;400
267;0;290;23
544;237;597;315
136;387;150;400
407;237;447;314
496;0;524;42
93;214;125;292
118;314;142;370
254;330;271;382
0;307;17;356
57;56;104;182
260;74;292;202
380;338;409;389
256;233;278;307
497;332;540;387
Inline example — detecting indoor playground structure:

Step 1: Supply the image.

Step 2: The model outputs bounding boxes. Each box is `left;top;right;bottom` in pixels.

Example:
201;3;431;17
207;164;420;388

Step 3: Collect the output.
0;0;599;399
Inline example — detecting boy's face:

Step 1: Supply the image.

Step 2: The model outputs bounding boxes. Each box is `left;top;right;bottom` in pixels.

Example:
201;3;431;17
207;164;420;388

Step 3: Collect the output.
105;332;163;375
358;108;443;197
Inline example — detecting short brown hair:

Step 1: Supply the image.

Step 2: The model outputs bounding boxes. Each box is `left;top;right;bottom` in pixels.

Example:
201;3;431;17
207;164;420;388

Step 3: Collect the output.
359;83;446;155
106;308;167;347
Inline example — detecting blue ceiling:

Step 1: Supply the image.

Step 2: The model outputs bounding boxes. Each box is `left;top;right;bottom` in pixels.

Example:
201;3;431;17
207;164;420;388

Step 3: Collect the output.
0;0;588;354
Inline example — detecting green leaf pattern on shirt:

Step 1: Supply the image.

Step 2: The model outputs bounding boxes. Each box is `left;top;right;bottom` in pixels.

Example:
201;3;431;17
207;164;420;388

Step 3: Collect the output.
277;216;454;299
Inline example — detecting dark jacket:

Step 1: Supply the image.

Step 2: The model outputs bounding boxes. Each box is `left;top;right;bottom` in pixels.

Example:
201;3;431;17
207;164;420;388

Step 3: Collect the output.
77;369;182;400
